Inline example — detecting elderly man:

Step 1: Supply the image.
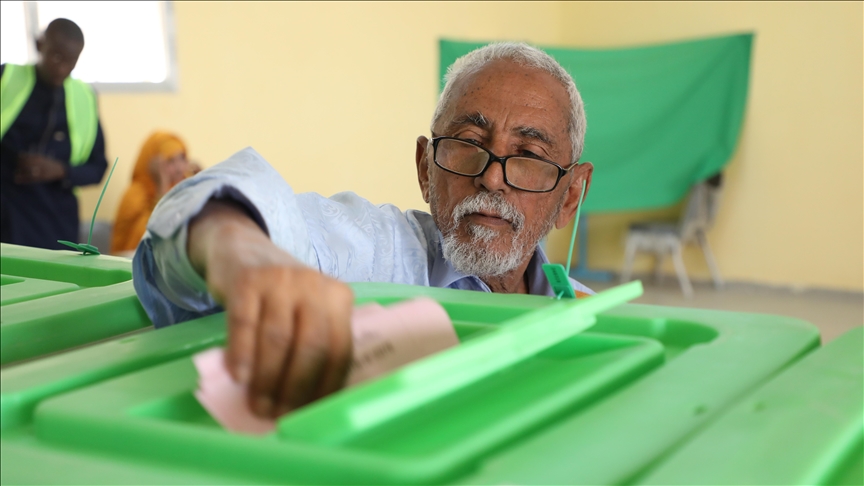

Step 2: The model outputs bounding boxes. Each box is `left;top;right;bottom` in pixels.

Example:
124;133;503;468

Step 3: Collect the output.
134;42;594;418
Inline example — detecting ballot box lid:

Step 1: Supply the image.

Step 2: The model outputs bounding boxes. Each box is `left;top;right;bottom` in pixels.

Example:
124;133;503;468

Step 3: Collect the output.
3;280;832;485
1;243;151;366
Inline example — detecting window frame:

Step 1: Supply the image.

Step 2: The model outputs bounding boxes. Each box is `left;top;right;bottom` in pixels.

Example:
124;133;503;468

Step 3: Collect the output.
21;0;179;93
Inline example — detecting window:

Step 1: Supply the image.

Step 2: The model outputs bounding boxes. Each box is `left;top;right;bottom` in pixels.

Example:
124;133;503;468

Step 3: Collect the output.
0;1;178;92
0;2;33;65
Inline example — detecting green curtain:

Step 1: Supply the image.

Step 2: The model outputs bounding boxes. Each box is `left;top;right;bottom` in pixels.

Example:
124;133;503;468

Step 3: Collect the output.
439;34;752;213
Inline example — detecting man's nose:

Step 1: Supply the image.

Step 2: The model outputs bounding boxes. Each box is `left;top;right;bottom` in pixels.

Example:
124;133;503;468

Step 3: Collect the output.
474;158;509;193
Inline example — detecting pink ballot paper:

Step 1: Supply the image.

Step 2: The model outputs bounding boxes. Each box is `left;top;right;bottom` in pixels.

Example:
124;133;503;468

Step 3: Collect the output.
193;297;458;434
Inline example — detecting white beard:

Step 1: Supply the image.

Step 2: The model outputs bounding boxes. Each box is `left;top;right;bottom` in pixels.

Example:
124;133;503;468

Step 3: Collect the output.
441;229;526;277
431;183;558;279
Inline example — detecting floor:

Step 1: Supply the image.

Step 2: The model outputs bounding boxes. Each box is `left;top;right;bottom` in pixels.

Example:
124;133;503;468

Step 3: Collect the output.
583;275;863;344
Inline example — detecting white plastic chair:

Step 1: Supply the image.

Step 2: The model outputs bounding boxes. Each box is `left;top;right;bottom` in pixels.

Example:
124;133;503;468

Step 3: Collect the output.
620;176;724;297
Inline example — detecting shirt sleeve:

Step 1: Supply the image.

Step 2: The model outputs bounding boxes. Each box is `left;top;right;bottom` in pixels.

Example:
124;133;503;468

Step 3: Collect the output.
131;147;430;328
132;147;315;327
66;120;108;187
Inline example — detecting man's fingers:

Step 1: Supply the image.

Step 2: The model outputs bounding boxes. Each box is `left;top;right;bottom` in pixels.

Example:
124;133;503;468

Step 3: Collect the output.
224;286;261;385
14;175;38;184
14;158;62;183
249;292;297;417
211;243;356;420
14;167;35;184
275;301;331;414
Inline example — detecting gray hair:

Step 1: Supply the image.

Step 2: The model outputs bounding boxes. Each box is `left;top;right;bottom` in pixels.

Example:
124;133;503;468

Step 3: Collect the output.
431;42;586;164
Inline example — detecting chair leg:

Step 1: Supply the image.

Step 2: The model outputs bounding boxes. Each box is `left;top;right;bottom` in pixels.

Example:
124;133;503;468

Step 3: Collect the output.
654;253;667;283
671;243;694;298
697;230;724;289
621;237;638;283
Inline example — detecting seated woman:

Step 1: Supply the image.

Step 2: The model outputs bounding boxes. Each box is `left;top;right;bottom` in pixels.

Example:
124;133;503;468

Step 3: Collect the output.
111;131;199;256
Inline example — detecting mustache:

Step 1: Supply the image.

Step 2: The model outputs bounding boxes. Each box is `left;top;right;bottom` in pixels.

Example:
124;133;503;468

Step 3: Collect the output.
451;191;525;232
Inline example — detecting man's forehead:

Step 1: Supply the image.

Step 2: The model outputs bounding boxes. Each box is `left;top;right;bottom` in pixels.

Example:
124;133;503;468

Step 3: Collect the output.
44;33;83;53
441;61;570;140
445;111;556;147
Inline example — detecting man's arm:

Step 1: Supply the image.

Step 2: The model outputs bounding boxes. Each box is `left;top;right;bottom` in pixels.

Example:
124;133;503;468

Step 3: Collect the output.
13;121;108;186
186;198;353;418
133;147;432;327
134;148;320;323
132;147;435;417
133;148;369;418
65;120;108;187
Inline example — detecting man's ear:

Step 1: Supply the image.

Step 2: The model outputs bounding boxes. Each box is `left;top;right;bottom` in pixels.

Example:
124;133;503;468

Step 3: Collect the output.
416;136;431;204
555;162;594;229
35;37;43;54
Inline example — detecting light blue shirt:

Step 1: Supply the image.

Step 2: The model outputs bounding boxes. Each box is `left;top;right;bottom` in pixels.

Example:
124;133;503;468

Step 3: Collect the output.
133;148;593;328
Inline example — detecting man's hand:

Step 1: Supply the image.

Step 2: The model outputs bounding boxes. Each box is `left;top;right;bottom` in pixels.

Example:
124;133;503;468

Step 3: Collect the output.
188;199;354;418
15;153;67;184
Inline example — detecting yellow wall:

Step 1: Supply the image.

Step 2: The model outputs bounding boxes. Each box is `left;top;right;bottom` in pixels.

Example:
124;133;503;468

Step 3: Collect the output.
81;1;563;221
80;1;863;291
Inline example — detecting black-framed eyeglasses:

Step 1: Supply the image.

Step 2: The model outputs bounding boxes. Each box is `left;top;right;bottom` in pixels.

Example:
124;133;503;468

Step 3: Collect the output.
430;136;575;193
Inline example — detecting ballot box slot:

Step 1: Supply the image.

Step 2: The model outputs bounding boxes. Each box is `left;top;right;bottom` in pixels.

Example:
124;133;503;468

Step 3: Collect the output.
34;332;663;485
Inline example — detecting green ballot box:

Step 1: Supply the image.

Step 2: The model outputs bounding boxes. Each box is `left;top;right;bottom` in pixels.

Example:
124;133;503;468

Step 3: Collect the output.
0;243;152;366
3;271;854;485
639;326;863;486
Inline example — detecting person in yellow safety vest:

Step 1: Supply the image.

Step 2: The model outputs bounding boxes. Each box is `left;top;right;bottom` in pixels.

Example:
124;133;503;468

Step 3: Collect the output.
1;18;108;250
